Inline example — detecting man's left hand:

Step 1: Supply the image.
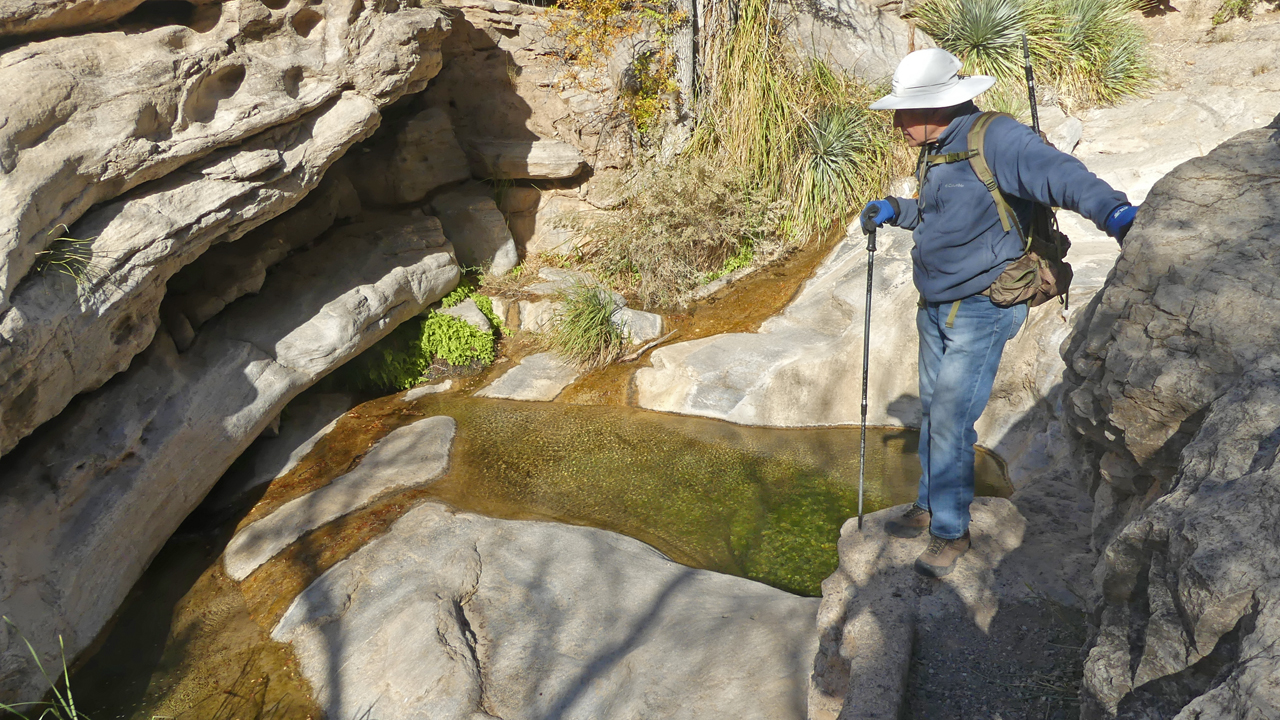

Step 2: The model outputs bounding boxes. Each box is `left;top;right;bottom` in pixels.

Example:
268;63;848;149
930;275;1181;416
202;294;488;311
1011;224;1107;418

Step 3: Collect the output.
1105;203;1139;243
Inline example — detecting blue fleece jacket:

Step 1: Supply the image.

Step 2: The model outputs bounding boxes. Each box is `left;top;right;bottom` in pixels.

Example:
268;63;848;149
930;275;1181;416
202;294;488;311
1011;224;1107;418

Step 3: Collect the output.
891;105;1128;302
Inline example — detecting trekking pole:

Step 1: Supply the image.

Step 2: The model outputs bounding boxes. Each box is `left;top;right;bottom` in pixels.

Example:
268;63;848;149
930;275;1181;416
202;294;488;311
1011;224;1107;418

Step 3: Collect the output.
858;227;876;531
1021;33;1040;135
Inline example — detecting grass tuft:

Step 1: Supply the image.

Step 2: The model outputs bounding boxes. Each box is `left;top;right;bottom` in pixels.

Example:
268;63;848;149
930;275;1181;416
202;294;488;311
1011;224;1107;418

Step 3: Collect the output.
0;617;86;720
544;282;626;369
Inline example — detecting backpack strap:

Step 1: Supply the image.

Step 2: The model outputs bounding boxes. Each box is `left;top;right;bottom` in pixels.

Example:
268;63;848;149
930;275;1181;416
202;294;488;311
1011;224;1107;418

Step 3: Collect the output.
966;111;1029;251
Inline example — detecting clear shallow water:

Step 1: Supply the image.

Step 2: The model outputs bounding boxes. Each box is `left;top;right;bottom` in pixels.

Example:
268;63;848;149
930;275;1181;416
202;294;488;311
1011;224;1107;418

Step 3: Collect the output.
417;396;1010;597
70;393;1009;719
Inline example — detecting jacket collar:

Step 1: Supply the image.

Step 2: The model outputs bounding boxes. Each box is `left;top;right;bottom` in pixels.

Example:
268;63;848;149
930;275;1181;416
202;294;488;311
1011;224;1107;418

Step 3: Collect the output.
928;102;983;152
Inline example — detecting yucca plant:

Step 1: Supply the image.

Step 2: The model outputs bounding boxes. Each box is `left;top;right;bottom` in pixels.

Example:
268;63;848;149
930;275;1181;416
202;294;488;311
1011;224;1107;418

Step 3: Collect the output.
913;0;1152;111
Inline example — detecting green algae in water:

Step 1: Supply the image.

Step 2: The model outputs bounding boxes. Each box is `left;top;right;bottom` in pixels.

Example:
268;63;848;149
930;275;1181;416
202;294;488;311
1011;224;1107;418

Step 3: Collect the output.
414;397;1010;597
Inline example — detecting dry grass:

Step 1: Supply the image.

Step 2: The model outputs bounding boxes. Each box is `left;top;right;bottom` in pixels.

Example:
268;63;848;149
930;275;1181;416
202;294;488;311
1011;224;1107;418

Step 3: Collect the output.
574;158;785;309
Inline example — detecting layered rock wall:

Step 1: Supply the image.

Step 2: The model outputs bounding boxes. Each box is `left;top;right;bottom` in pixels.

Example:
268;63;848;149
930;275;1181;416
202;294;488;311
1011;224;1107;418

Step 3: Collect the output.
1063;117;1280;717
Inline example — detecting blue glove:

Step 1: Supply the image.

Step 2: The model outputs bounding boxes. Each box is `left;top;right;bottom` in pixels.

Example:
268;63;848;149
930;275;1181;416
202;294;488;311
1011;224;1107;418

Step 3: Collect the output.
1105;203;1139;243
861;198;899;235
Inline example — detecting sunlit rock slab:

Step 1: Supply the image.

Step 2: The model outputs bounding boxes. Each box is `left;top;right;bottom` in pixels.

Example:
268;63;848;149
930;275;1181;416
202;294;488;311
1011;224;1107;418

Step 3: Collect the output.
810;498;1033;720
475;352;580;401
224;416;457;581
273;501;820;720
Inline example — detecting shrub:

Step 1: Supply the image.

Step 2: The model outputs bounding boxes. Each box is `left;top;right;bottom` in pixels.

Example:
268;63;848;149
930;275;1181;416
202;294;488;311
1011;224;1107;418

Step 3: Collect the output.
1212;0;1260;24
576;158;784;308
544;282;626;369
913;0;1153;110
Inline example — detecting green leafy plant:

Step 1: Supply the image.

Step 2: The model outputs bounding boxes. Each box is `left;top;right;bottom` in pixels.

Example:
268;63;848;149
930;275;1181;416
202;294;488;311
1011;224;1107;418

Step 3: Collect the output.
0;617;86;720
329;320;431;394
545;282;626;369
419;313;496;367
704;238;755;284
912;0;1153;110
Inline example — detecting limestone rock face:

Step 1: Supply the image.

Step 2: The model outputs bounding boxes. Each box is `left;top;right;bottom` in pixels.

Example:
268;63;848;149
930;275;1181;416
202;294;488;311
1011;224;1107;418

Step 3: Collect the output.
0;218;459;703
273;501;821;720
1062;118;1280;718
0;0;450;313
0;0;145;37
0;0;452;457
778;0;934;82
345;106;472;206
466;139;589;181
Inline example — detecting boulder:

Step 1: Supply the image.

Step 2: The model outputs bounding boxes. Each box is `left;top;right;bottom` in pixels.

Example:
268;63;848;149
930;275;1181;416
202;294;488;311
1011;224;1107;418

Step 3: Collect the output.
612;306;664;344
474;352;580;401
224;416;457;581
777;0;933;82
431;183;520;276
0;216;459;703
810;498;1028;720
403;380;453;400
498;185;542;248
0;0;449;315
1063;117;1280;718
515;299;558;333
526;195;600;256
0;0;146;37
439;297;494;334
272;501;821;720
466;138;588;180
345;106;472;206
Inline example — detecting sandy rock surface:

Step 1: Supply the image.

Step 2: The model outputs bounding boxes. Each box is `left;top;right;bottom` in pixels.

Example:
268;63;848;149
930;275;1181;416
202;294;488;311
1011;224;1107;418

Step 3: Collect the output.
1064;114;1280;719
273;501;820;720
0;217;459;702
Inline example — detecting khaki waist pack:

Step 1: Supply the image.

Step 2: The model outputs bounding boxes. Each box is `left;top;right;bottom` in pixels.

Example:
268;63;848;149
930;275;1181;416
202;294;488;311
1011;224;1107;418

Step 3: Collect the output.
921;111;1072;309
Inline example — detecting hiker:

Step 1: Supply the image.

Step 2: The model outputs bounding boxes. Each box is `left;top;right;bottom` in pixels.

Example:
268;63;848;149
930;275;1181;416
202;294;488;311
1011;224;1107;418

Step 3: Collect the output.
860;48;1139;578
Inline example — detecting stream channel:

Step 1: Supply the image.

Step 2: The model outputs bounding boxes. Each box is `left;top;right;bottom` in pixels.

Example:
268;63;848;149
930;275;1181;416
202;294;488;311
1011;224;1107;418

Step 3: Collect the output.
67;240;1010;719
69;392;1009;719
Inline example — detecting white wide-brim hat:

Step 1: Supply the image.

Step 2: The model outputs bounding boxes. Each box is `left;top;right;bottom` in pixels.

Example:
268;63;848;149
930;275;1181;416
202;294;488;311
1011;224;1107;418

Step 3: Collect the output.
870;48;996;110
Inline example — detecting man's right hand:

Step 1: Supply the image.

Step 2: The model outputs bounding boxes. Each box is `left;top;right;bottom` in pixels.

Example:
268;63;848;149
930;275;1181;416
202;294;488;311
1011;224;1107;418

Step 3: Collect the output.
861;198;899;235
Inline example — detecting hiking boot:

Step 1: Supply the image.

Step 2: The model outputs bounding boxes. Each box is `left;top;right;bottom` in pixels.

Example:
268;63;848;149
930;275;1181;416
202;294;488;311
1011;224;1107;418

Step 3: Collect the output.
914;532;971;578
885;505;931;538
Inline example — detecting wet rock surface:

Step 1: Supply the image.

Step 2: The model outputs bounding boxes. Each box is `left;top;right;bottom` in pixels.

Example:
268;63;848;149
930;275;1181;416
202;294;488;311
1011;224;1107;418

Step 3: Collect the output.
224;416;456;581
272;501;820;720
1063;116;1280;718
476;352;581;401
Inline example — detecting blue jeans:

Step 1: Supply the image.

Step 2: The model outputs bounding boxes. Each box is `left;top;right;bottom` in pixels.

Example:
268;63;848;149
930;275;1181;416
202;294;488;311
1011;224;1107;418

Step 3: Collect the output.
915;295;1027;539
